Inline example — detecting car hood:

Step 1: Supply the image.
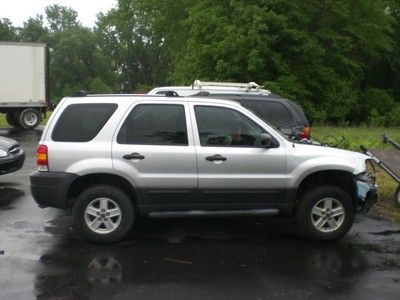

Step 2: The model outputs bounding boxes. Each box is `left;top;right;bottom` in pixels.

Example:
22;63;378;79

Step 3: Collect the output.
0;136;18;150
289;142;369;175
295;143;367;160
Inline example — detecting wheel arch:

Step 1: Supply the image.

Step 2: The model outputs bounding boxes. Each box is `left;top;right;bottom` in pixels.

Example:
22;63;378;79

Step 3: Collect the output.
295;170;357;207
67;173;141;207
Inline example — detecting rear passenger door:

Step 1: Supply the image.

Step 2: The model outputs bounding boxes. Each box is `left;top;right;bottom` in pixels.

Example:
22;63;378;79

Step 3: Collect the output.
112;102;197;207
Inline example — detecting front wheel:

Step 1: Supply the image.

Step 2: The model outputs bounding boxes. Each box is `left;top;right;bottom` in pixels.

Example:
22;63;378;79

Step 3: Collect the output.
73;185;134;243
395;186;400;208
296;185;355;241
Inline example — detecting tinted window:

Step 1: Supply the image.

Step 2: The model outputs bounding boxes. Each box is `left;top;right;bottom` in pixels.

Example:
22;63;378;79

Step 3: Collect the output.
244;101;292;126
195;106;265;147
117;104;188;145
52;103;117;142
289;101;309;125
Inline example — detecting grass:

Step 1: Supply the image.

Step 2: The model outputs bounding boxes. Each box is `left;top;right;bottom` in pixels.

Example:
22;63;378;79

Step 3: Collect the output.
1;113;399;220
0;114;8;127
312;126;400;151
372;169;400;222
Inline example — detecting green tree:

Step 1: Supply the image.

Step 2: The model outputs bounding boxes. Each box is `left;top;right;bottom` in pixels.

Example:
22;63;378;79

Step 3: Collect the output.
0;18;18;41
45;4;80;33
171;0;394;124
96;2;170;91
51;26;111;98
4;0;399;126
19;15;50;43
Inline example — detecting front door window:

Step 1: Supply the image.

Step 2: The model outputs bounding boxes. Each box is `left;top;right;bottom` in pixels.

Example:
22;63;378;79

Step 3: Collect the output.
194;105;266;147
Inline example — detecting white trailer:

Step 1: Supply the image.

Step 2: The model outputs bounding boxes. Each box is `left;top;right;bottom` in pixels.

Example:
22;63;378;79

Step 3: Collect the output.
0;42;49;129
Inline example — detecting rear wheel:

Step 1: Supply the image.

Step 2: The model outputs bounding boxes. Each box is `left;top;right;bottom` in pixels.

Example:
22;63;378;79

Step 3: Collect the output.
296;185;355;241
73;185;134;243
6;112;18;127
18;108;41;129
395;186;400;208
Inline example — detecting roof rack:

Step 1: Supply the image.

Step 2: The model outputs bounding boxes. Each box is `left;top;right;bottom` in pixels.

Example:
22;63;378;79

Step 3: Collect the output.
193;80;263;91
72;92;173;98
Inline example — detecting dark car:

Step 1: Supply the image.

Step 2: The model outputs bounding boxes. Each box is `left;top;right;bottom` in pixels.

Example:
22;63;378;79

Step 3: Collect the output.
192;92;311;140
0;136;25;175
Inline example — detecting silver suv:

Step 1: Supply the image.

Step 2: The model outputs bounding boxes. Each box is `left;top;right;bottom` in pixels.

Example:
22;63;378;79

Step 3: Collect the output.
30;95;377;243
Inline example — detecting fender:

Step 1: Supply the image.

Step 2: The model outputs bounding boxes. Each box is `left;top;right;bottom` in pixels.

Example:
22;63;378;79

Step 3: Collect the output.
289;156;365;188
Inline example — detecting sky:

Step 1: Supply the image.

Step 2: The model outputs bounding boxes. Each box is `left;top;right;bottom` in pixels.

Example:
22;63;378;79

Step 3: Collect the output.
0;0;117;27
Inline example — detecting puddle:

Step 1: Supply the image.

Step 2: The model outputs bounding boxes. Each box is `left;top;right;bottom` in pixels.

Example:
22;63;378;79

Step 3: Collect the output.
0;206;15;211
370;230;400;236
0;187;25;208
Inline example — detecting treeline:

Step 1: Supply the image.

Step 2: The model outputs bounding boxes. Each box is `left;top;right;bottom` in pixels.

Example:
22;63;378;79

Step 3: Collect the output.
0;0;399;126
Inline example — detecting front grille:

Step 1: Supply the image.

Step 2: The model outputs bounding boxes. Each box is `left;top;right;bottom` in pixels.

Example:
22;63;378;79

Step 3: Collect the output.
8;144;20;154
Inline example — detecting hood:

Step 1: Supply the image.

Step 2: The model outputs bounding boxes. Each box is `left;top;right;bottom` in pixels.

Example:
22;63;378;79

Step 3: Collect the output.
0;136;18;150
290;142;369;175
294;143;367;160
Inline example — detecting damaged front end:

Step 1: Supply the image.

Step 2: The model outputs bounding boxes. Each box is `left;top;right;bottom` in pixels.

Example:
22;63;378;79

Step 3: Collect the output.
356;170;378;213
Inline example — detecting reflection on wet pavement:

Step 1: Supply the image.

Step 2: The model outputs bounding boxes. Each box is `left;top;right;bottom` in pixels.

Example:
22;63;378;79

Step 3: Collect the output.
0;186;25;209
27;217;399;299
33;220;366;299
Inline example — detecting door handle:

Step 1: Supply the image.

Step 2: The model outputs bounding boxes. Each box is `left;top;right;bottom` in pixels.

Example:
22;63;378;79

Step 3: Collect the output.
123;152;145;160
205;154;227;162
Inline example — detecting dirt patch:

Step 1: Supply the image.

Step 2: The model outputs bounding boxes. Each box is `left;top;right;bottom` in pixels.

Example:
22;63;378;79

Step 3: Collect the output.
373;197;400;223
370;167;400;223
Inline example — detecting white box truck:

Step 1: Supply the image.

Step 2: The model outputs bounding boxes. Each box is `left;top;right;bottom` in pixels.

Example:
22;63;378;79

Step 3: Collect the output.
0;42;49;129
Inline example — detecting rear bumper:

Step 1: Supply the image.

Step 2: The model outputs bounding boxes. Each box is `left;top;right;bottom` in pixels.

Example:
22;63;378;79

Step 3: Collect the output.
30;171;78;208
0;151;25;175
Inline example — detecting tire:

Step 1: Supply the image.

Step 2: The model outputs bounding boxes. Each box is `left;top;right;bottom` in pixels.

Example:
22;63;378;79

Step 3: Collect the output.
395;186;400;208
73;185;134;243
296;185;355;241
6;112;18;127
18;108;41;129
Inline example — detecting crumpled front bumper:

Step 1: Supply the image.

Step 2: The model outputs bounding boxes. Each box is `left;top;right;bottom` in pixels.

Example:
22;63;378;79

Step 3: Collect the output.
356;173;378;213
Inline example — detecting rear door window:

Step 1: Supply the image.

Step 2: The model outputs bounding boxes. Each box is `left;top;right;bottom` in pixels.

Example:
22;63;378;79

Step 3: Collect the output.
117;104;188;145
244;101;293;126
52;103;117;142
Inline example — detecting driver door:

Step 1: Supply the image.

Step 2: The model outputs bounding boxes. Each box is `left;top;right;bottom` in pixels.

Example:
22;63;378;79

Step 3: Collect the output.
190;103;288;208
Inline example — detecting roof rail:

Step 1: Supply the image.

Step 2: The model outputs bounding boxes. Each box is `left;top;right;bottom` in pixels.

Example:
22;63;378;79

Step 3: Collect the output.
193;80;263;91
73;93;171;98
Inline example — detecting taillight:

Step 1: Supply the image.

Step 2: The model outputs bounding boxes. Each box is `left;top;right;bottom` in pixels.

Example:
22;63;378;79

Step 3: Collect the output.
300;127;311;139
36;144;48;171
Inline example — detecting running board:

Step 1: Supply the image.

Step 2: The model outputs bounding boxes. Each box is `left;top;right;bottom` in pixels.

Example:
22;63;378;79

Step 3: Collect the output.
149;208;279;218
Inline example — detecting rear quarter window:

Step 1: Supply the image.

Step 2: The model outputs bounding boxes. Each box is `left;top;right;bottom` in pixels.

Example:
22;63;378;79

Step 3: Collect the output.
52;103;118;142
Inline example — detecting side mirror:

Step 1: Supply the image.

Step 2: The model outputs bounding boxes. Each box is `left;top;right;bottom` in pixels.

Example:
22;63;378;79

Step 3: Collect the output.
260;133;273;148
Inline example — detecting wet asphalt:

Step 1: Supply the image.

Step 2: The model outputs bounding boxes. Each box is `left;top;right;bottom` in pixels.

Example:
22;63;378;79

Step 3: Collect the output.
0;128;400;300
